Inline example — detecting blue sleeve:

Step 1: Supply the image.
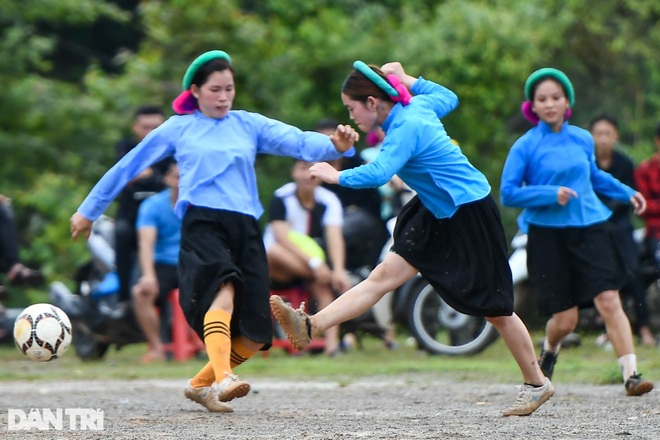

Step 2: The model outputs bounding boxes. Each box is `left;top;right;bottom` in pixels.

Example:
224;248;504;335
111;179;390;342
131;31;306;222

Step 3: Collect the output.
500;136;563;208
588;148;636;202
248;112;355;162
77;119;177;220
339;125;414;188
410;77;459;119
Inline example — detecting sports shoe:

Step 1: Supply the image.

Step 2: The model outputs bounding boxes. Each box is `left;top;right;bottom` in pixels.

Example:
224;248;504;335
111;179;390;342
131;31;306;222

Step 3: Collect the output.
625;373;654;396
270;295;312;350
538;350;558;380
217;372;251;402
184;380;233;413
502;378;555;416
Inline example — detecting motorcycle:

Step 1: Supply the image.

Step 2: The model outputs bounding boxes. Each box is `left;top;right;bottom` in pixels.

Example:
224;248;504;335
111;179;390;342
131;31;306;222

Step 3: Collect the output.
48;215;159;360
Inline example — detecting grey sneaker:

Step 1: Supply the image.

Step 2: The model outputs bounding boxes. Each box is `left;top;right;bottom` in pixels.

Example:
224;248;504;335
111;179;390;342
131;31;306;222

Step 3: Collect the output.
184;380;233;413
217;372;251;402
502;378;555;416
270;295;312;350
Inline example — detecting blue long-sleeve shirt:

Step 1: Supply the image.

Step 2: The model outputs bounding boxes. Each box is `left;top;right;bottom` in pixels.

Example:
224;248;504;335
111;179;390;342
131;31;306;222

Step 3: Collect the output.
338;77;491;219
500;121;635;233
78;110;355;221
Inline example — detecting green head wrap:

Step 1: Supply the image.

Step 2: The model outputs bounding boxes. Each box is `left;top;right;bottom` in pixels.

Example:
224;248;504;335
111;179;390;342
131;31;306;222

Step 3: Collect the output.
181;50;232;90
524;68;575;106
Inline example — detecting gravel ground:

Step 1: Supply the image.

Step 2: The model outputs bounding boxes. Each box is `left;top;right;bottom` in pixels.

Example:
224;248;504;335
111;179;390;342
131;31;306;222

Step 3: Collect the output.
1;376;658;439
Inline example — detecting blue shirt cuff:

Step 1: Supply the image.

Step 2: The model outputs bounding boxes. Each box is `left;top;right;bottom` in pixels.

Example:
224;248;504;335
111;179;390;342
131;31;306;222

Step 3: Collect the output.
343;146;356;157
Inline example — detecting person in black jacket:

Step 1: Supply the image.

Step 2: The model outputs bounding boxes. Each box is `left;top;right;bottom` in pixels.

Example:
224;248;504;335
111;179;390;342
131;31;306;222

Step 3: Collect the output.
114;105;172;303
591;114;657;347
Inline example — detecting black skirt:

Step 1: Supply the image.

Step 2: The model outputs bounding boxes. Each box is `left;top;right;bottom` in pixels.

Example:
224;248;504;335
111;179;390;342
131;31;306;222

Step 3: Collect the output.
177;206;272;345
391;195;514;317
527;222;626;315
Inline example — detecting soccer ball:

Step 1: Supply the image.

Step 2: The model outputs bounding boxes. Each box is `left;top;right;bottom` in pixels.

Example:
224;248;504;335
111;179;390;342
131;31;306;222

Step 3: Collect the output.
13;303;73;362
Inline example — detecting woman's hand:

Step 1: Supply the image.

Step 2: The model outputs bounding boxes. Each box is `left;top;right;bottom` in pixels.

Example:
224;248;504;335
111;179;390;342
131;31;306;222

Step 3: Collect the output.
631;191;647;215
70;212;93;241
380;62;417;89
330;124;359;153
331;270;351;294
309;162;341;184
557;187;578;206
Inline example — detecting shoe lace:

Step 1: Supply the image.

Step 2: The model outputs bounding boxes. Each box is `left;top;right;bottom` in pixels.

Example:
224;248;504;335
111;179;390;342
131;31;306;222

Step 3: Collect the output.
626;373;643;386
297;301;307;313
512;384;532;404
223;372;239;382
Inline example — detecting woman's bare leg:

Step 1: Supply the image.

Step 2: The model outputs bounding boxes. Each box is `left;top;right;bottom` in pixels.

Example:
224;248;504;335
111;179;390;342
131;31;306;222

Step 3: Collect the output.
487;314;545;385
311;252;418;331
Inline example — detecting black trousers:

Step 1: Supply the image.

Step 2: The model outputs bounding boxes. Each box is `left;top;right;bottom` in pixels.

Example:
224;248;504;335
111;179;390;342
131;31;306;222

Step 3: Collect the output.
114;217;137;302
0;202;20;273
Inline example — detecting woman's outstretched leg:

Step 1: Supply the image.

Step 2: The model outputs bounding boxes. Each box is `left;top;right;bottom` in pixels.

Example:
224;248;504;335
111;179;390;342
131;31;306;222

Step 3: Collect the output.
271;252;417;349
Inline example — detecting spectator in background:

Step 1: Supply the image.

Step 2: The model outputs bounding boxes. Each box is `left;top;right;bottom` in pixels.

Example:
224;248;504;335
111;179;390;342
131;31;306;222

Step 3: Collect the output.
634;121;660;346
0;195;44;297
591;115;657;347
132;162;181;363
264;160;350;356
114;105;172;305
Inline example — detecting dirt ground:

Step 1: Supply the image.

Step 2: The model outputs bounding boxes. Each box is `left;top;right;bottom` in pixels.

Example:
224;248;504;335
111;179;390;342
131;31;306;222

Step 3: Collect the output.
1;375;658;439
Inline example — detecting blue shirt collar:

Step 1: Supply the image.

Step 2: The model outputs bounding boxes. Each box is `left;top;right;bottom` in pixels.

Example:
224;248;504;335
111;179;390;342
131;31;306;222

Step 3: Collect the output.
538;120;568;134
193;109;228;121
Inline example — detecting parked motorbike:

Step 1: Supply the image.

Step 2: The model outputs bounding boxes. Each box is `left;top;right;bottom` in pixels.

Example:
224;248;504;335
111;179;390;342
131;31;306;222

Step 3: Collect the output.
48;215;157;360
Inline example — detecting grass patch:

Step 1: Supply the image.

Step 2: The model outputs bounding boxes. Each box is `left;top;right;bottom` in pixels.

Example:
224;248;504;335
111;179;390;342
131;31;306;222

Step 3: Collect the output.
0;332;658;385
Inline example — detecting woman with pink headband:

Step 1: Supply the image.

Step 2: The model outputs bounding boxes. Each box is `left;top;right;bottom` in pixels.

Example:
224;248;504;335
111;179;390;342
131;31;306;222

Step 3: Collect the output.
271;61;554;416
501;68;653;397
70;50;359;413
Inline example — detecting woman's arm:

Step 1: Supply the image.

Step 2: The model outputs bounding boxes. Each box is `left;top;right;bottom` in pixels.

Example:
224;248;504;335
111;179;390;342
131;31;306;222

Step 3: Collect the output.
381;62;458;118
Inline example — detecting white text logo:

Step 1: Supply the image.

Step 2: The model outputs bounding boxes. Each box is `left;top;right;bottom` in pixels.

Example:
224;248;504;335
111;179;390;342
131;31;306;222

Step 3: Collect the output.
7;408;104;431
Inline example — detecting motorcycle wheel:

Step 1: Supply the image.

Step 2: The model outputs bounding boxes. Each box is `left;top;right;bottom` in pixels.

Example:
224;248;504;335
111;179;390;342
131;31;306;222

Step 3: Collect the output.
72;321;110;361
406;280;499;356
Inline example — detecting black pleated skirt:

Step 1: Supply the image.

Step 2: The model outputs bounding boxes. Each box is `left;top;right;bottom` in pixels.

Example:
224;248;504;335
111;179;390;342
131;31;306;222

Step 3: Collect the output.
391;195;514;317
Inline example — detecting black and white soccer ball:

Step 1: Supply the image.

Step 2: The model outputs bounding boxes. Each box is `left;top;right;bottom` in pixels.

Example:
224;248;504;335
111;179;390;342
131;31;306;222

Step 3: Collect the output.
13;303;73;362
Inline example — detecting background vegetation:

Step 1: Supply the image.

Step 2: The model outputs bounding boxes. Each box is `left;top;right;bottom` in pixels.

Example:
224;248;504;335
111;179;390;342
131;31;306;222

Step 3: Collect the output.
1;0;659;304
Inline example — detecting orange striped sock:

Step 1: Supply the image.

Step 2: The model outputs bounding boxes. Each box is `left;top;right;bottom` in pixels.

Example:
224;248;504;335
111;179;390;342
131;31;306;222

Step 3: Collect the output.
190;362;215;388
230;339;258;369
203;309;233;381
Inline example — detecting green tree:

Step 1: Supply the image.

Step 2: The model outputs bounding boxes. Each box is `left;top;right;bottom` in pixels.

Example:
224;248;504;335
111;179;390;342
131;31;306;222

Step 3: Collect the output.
1;0;660;296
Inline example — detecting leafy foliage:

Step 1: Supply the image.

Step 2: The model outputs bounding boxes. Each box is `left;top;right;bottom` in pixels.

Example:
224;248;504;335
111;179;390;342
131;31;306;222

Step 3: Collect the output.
1;0;659;300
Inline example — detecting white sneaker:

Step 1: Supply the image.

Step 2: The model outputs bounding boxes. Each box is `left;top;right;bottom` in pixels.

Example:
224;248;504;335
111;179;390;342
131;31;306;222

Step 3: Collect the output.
184;380;233;413
502;378;554;416
216;372;251;402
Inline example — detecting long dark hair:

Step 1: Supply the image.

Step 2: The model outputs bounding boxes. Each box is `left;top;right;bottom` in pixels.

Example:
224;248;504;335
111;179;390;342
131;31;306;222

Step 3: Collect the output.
342;65;391;103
